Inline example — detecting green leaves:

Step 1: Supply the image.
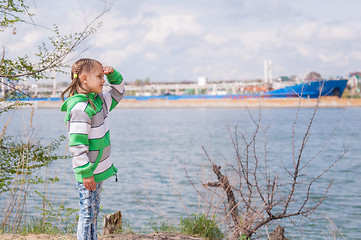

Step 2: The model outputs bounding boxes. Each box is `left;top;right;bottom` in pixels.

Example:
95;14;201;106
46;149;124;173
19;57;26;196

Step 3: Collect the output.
180;214;224;240
0;0;32;31
0;135;69;194
32;190;78;234
1;23;99;81
0;1;103;83
0;0;106;234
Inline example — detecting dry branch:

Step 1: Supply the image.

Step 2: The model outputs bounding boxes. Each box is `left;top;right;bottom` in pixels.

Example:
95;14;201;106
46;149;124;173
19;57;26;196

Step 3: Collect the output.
195;93;346;239
202;146;240;238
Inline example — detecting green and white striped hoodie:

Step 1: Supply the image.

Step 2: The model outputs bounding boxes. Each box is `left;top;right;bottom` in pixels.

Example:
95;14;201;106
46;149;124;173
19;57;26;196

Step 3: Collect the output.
61;69;125;183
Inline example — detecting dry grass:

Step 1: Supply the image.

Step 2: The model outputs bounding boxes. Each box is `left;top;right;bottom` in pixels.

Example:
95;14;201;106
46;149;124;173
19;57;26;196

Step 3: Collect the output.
0;233;207;240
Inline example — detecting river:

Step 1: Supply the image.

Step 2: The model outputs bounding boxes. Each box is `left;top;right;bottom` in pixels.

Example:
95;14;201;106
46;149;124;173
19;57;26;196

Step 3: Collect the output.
0;107;360;239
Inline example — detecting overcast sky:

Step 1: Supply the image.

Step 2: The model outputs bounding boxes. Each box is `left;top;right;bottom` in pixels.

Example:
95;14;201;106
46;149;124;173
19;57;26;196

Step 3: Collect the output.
3;0;361;82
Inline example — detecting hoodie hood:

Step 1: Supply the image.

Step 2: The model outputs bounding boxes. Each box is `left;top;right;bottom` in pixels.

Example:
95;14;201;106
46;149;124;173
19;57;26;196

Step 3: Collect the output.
61;92;96;112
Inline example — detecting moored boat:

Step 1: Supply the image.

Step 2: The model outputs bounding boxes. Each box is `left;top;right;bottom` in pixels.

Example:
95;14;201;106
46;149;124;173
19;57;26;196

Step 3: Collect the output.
263;79;348;98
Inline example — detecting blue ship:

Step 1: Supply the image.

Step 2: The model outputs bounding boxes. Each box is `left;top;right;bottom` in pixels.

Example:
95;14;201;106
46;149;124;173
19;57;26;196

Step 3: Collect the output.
263;79;348;98
120;79;348;100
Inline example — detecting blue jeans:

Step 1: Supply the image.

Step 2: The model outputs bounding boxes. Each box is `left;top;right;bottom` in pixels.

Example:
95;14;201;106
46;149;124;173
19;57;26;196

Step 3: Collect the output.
77;181;103;240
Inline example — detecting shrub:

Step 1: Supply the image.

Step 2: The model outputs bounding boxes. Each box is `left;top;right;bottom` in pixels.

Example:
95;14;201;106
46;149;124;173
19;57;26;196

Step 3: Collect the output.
180;214;224;240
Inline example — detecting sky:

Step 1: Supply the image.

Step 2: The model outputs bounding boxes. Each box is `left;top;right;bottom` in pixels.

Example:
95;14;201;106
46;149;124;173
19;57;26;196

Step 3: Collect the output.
3;0;361;83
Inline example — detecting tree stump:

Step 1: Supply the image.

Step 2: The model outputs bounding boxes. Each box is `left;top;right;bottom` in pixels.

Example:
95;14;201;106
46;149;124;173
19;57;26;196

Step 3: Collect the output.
269;225;289;240
102;211;122;235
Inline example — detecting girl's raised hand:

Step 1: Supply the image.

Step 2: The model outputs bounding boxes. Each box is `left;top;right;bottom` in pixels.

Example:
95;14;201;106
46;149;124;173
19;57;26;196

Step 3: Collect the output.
103;66;114;75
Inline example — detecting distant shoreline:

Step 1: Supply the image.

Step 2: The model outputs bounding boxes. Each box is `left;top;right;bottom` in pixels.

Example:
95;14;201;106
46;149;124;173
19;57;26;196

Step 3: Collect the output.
23;97;361;109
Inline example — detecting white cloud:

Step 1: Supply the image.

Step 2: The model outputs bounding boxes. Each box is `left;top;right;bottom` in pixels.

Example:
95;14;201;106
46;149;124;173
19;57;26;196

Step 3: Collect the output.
7;31;44;55
98;41;145;65
203;33;228;45
281;22;319;42
144;15;202;43
350;51;361;61
144;51;158;61
318;52;344;63
318;24;356;41
3;0;361;81
296;47;311;57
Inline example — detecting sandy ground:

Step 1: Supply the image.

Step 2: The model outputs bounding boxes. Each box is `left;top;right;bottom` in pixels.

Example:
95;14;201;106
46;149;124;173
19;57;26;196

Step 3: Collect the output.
0;233;206;240
27;97;361;109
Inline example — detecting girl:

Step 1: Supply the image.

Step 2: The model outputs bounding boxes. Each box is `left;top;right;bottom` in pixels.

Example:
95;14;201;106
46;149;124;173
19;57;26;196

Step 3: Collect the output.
61;58;125;240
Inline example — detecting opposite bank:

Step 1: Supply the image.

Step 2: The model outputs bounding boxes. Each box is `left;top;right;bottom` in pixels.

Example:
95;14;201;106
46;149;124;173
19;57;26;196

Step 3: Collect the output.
18;97;361;109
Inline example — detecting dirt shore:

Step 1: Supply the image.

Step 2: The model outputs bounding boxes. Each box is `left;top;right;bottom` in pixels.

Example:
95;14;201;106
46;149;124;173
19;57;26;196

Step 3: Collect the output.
0;233;206;240
28;97;361;109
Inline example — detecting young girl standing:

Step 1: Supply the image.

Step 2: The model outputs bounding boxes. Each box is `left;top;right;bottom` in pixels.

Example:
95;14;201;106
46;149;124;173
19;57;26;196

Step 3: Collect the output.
61;58;125;240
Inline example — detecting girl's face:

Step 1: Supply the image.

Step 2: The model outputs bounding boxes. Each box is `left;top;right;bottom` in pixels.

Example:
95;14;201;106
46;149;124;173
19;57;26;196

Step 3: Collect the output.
83;63;105;94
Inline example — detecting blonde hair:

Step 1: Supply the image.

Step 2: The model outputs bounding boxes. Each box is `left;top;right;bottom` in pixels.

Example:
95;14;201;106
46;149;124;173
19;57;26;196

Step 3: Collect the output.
61;58;102;101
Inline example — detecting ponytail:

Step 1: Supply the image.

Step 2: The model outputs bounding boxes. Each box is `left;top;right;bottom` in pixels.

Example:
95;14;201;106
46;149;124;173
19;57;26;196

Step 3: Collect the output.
61;58;102;101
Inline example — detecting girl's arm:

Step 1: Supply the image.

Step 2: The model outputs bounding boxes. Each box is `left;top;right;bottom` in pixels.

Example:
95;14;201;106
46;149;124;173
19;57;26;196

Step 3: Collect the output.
67;105;94;182
102;66;125;112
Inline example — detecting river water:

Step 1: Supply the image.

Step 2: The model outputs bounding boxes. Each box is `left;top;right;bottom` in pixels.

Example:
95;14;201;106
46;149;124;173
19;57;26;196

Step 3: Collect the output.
1;107;360;239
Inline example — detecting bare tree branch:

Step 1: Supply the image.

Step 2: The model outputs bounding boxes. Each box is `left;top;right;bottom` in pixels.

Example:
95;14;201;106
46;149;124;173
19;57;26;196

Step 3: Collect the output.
0;6;111;79
189;85;346;238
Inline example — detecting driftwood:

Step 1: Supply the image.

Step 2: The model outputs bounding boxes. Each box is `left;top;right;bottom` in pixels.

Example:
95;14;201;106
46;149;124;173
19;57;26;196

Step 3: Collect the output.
102;211;122;235
202;146;241;238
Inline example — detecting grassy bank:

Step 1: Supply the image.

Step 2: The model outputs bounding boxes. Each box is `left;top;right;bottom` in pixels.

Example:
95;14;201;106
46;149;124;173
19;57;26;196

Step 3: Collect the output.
0;214;222;240
0;232;207;240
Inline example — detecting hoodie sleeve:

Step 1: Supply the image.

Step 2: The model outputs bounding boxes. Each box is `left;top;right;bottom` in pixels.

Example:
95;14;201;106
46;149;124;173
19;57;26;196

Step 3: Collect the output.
102;69;125;112
67;102;93;179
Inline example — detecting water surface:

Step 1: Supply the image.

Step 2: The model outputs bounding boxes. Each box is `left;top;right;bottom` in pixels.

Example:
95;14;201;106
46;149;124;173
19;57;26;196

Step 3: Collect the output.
1;107;360;239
